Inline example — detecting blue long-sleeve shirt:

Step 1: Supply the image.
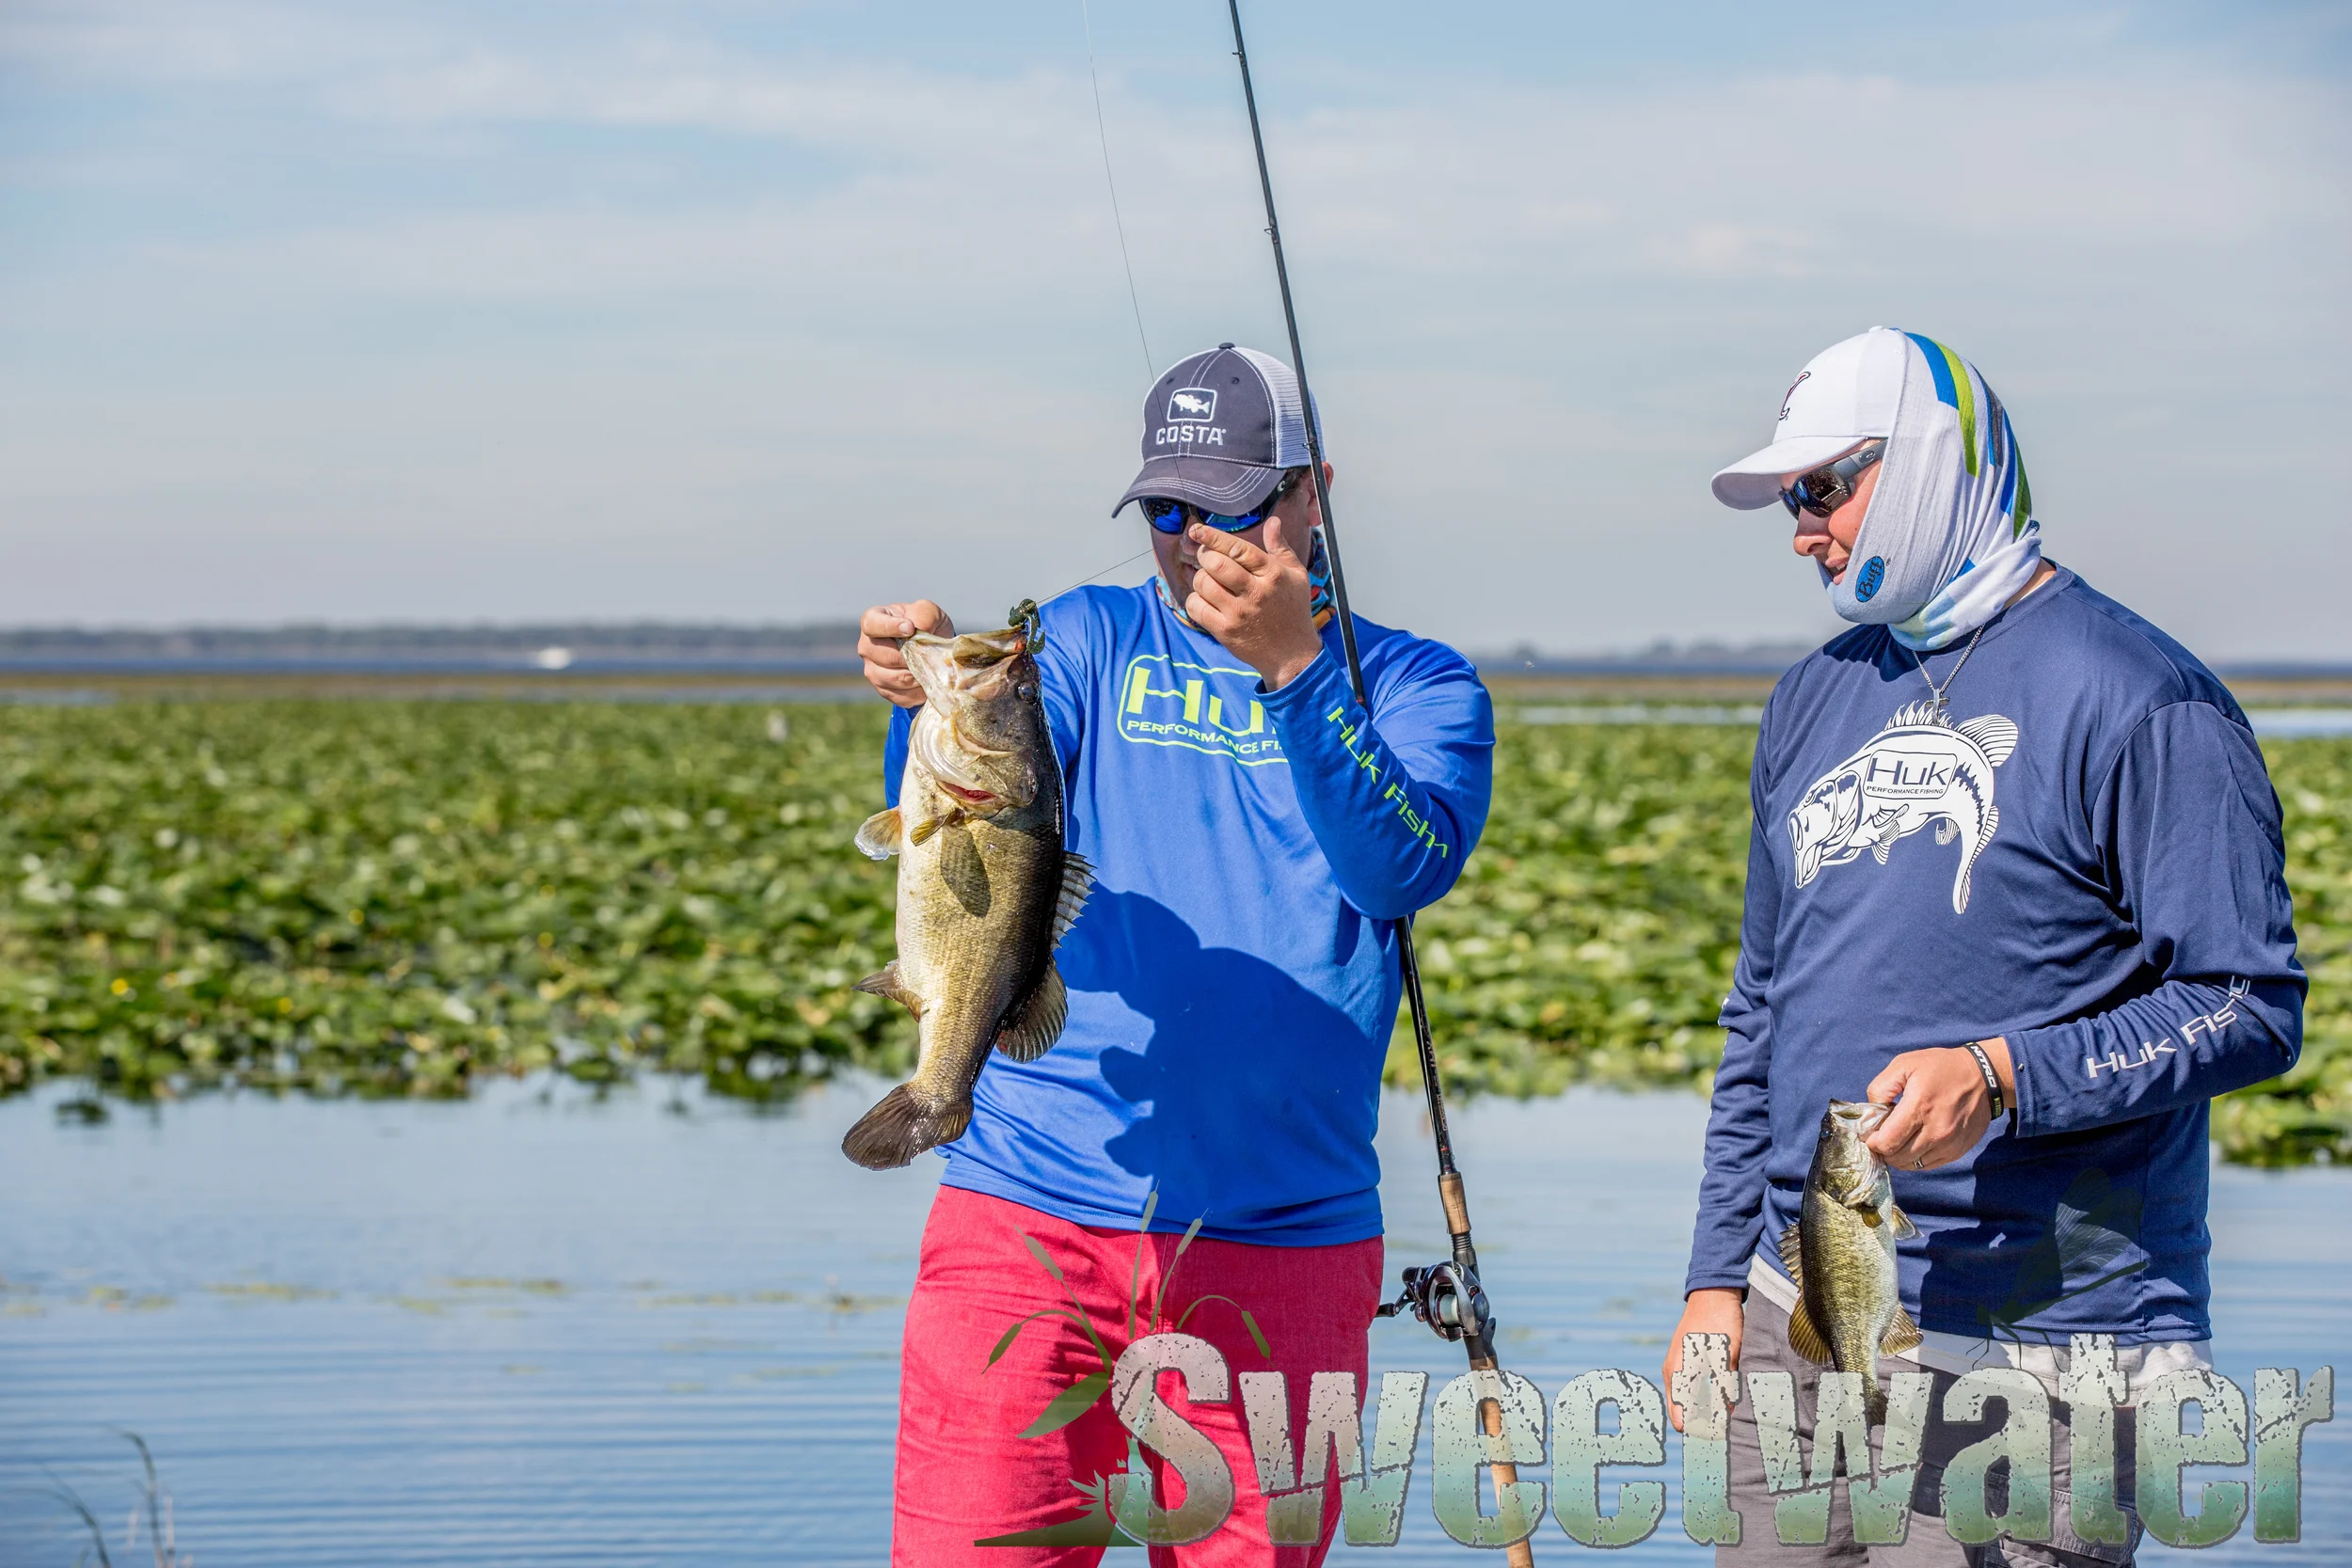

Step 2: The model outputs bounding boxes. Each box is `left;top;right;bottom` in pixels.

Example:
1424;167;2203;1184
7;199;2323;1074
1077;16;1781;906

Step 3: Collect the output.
881;583;1495;1244
1685;568;2303;1343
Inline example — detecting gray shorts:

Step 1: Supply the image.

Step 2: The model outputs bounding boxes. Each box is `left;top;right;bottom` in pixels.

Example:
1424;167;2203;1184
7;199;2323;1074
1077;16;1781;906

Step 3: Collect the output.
1718;1290;2144;1567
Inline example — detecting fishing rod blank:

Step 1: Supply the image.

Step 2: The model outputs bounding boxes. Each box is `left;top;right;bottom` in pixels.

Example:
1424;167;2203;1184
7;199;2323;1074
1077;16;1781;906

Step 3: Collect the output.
1222;5;1537;1560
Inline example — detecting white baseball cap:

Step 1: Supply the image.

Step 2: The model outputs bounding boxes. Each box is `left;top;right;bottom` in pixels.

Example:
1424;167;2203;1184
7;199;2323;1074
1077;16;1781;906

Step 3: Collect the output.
1711;327;1910;510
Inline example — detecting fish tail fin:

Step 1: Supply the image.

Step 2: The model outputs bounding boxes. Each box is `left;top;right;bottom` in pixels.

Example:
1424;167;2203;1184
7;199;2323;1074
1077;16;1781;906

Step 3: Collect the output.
1953;813;1993;913
995;964;1068;1062
840;1085;970;1170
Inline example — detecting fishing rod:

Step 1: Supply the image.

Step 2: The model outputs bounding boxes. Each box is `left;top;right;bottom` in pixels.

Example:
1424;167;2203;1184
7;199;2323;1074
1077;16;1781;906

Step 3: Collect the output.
1223;6;1536;1561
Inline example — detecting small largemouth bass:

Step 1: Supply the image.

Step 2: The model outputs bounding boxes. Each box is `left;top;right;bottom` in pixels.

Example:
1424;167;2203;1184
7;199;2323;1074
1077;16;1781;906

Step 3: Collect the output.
841;612;1090;1170
1779;1100;1923;1423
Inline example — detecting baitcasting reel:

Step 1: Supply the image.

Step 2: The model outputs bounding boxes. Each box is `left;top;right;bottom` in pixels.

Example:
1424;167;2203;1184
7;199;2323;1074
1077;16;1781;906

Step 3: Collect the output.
1375;1261;1491;1344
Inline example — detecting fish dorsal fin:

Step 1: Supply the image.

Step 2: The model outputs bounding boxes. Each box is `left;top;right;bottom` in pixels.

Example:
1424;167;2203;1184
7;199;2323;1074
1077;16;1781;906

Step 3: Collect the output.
854;808;902;861
1887;1202;1920;1240
853;960;922;1017
1881;1304;1924;1354
995;964;1068;1062
1777;1223;1805;1291
1957;714;2019;766
1052;852;1095;948
1787;1300;1836;1366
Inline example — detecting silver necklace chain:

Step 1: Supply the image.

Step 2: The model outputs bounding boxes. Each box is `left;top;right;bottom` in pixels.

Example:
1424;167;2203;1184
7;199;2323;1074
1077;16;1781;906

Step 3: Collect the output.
1907;623;1989;719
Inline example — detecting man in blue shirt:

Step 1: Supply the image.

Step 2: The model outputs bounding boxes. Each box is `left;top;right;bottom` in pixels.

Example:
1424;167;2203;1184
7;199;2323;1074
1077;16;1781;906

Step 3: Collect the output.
1662;327;2304;1565
857;343;1494;1564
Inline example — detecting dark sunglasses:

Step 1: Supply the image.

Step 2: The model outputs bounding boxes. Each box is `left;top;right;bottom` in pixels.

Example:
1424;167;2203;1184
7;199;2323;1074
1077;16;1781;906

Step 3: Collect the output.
1141;473;1300;535
1780;440;1886;518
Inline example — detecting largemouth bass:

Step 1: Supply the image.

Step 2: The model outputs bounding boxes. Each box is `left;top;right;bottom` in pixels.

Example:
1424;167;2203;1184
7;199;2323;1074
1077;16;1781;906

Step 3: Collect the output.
841;612;1090;1170
1778;1100;1923;1423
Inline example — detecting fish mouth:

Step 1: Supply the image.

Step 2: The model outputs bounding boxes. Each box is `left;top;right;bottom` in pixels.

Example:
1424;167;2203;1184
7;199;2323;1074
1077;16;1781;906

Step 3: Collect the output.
937;781;998;806
903;626;1029;707
1829;1099;1891;1135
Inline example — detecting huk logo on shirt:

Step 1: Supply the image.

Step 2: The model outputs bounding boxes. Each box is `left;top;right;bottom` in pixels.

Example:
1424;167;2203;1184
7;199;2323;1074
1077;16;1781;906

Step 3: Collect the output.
1116;653;1286;766
1787;701;2020;914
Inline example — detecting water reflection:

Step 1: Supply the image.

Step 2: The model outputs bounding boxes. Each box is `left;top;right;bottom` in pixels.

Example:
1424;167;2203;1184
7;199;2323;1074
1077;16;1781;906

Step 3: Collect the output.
1;1079;2342;1563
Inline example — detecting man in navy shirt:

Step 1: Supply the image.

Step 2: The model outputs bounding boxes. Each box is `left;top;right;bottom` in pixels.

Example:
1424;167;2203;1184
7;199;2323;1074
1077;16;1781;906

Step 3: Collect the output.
858;344;1494;1564
1663;327;2304;1565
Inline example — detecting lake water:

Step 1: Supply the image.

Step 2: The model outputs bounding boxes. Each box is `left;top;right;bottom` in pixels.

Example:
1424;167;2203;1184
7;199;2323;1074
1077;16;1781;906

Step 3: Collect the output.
3;1080;2344;1565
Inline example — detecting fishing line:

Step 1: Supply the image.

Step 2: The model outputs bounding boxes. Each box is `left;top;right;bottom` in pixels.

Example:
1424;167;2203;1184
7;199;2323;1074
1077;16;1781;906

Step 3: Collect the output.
1041;543;1153;607
1079;0;1154;380
1222;8;1536;1563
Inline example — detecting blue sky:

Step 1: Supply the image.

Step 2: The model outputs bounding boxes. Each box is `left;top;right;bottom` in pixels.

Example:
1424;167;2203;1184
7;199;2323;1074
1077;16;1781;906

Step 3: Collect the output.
2;1;2346;656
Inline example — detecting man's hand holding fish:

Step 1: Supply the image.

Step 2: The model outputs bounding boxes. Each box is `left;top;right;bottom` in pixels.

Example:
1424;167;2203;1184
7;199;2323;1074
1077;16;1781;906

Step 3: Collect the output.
854;343;1495;1566
1663;329;2304;1566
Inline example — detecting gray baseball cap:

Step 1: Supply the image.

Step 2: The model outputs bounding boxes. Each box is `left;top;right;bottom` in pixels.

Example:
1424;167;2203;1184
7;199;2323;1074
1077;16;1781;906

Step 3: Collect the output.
1113;343;1316;517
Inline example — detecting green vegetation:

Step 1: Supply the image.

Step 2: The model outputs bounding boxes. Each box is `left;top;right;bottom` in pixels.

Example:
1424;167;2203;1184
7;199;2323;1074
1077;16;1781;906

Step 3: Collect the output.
0;702;2343;1164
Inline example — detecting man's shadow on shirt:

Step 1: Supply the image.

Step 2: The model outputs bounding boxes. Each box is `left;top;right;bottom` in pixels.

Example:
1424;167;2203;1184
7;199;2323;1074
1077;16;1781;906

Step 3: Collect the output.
1061;888;1368;1226
1913;1148;2146;1346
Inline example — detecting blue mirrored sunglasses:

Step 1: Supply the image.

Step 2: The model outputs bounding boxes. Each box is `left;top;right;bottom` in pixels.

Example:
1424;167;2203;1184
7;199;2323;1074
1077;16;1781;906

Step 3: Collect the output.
1780;440;1886;518
1141;474;1298;534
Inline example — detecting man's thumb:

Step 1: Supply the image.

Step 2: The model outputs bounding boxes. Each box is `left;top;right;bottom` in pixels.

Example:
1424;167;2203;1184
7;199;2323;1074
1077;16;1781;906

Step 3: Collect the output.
1867;1059;1910;1105
1263;512;1301;562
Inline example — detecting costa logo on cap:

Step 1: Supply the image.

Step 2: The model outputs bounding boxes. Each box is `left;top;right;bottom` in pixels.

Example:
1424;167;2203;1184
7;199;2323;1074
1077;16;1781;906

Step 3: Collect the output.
1167;388;1218;422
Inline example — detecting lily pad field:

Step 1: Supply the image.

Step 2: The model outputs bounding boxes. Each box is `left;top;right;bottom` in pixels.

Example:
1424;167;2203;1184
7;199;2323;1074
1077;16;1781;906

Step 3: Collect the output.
0;700;2344;1164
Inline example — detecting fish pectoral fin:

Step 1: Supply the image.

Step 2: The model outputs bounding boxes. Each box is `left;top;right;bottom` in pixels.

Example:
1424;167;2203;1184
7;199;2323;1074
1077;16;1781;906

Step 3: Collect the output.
1051;852;1096;948
1871;840;1893;864
852;961;923;1017
1776;1223;1806;1291
1787;1299;1836;1366
1886;1202;1920;1240
995;963;1069;1062
906;807;967;847
854;808;903;861
1856;1205;1883;1227
1881;1305;1924;1354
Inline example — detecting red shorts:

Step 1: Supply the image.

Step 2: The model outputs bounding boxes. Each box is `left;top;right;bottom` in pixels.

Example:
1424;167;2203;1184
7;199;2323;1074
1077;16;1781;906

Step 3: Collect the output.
891;1185;1385;1567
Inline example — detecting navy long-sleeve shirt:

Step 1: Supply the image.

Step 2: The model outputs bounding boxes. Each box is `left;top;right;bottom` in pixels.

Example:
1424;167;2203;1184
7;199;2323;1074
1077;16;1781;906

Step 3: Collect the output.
1685;568;2303;1343
881;583;1495;1244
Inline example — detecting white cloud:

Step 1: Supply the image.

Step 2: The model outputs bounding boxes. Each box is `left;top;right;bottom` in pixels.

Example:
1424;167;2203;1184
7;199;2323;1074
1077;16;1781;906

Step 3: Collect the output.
0;4;2345;655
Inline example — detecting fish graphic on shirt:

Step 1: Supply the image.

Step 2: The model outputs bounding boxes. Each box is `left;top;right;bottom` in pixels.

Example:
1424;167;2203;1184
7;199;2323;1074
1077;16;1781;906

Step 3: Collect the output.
1787;701;2020;914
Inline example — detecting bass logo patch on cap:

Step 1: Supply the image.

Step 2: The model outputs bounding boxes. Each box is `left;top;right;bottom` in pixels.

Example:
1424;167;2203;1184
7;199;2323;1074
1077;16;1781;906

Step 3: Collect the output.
1855;556;1886;602
1167;388;1218;422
